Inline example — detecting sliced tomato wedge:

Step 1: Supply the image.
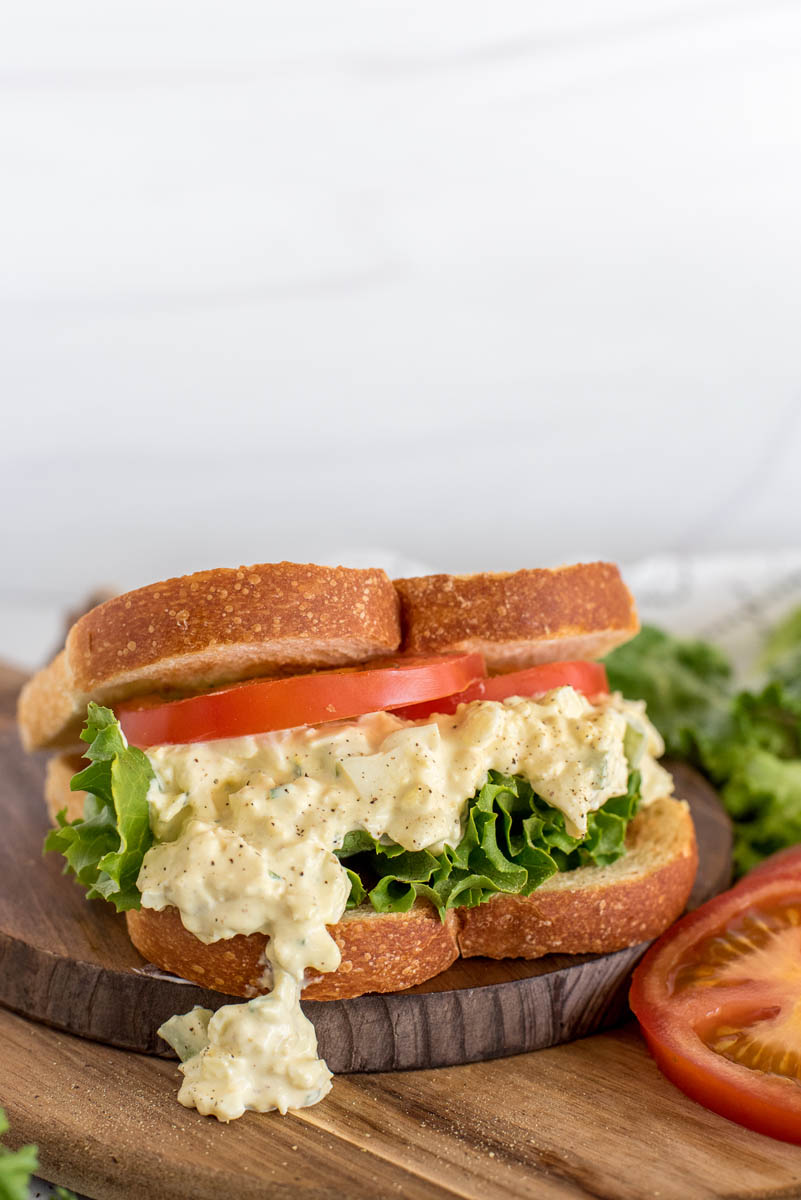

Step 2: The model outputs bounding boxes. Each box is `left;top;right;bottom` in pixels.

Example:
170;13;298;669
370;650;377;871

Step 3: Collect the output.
117;652;485;746
630;849;801;1144
391;660;609;721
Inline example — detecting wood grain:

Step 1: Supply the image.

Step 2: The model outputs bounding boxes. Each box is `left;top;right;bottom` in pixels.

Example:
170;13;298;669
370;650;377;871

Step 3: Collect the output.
0;682;730;1069
4;1003;801;1200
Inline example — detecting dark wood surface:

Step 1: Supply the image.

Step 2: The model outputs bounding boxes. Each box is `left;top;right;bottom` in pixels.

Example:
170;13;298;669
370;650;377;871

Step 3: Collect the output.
0;665;730;1071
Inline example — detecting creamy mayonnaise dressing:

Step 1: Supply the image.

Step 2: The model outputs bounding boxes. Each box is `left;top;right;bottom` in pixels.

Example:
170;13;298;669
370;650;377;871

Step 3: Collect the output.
159;972;332;1120
144;687;670;1121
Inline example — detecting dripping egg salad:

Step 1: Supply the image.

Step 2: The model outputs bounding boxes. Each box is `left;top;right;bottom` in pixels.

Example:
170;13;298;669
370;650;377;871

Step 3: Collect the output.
46;654;671;1122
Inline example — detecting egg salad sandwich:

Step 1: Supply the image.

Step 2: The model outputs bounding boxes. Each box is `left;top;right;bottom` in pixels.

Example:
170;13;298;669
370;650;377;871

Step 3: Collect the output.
18;560;697;1122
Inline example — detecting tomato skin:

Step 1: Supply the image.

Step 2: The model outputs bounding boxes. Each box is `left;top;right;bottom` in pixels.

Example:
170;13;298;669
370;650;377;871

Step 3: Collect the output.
638;1025;801;1146
391;661;609;721
630;859;801;1145
117;652;485;747
746;844;801;882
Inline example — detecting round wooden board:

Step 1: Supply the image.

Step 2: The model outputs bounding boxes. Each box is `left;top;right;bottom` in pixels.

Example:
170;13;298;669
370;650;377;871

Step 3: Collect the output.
0;675;732;1075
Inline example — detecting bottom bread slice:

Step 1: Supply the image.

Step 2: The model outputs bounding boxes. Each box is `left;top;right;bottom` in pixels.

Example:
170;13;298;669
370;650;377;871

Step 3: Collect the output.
125;902;460;1001
456;794;697;958
49;748;697;998
126;794;695;997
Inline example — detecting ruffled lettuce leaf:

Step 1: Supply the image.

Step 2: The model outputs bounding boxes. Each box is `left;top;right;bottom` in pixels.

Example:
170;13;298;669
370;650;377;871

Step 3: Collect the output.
338;770;641;917
761;604;801;686
0;1108;39;1200
46;705;644;920
0;1107;77;1200
729;684;801;762
44;703;153;912
721;751;801;875
605;613;801;876
605;625;735;768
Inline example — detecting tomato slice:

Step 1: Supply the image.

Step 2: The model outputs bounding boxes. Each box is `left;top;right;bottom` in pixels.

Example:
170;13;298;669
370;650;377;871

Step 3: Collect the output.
630;850;801;1144
746;844;801;882
117;652;486;746
391;661;609;721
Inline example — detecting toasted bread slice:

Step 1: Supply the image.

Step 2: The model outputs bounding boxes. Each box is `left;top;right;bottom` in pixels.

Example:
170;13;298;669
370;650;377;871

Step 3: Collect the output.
394;562;637;672
47;752;462;1001
45;753;693;998
19;563;401;750
456;795;697;958
44;752;86;823
45;751;462;1001
43;757;459;1001
125;902;460;1002
126;796;694;999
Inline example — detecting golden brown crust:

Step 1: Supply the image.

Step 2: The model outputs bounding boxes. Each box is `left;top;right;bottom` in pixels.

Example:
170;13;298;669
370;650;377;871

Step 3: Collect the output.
44;753;86;824
19;563;401;750
125;903;460;1001
394;563;638;671
124;798;695;999
456;795;697;959
43;758;695;993
45;759;695;992
18;652;77;753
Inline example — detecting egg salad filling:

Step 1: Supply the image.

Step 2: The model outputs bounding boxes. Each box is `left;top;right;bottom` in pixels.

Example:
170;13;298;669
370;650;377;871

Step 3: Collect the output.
47;688;671;1122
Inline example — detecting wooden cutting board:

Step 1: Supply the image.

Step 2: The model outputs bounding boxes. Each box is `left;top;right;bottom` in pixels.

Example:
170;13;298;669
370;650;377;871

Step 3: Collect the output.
3;662;800;1198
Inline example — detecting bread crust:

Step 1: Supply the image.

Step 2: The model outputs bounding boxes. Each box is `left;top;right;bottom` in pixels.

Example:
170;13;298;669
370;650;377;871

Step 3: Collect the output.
125;798;694;997
44;753;86;824
19;653;78;756
19;563;401;750
46;752;462;1000
394;563;638;671
125;903;460;1001
46;757;694;996
456;795;697;959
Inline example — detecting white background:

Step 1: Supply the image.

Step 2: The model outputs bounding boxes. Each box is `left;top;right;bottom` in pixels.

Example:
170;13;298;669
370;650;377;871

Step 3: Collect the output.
2;0;801;668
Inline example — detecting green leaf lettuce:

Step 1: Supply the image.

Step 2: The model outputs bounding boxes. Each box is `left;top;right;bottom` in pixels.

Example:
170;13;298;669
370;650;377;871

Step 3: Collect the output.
46;710;642;922
605;611;801;877
0;1108;39;1200
338;770;641;918
44;703;154;912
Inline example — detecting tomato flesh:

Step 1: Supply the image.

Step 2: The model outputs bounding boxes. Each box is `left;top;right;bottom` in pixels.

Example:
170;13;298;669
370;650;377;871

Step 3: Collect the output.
391;661;609;721
117;652;485;746
630;853;801;1144
695;903;801;1079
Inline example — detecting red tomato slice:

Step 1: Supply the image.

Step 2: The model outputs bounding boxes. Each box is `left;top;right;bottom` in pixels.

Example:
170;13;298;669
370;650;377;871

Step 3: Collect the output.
391;661;609;721
117;653;485;746
629;850;801;1144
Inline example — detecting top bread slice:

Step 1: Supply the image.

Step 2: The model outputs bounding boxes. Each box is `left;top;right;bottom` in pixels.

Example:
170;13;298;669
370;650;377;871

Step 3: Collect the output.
19;562;401;750
395;562;638;672
19;559;638;750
